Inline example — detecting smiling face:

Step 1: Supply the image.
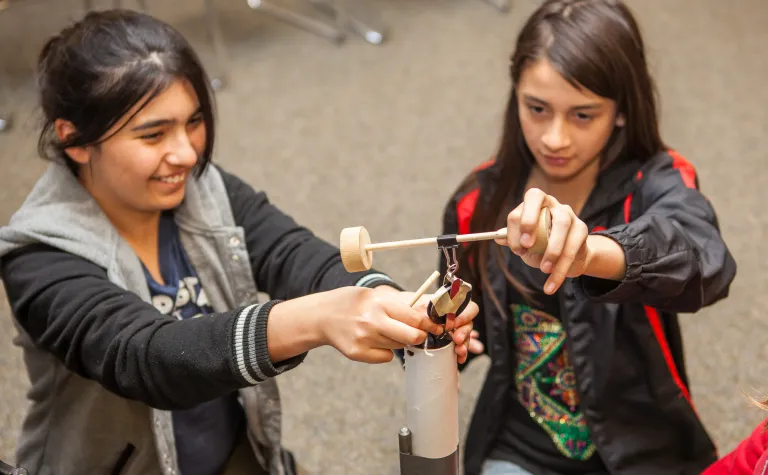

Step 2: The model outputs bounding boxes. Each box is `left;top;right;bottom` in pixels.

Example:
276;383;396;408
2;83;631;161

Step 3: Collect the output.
516;58;624;183
60;78;206;217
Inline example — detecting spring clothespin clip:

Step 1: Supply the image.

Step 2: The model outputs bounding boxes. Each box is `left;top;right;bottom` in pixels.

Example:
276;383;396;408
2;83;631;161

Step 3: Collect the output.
426;238;472;338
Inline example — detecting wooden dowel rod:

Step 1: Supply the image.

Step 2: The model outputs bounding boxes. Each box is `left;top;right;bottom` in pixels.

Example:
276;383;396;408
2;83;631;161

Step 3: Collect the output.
455;228;507;243
363;208;549;253
408;271;441;307
366;236;438;252
365;229;506;252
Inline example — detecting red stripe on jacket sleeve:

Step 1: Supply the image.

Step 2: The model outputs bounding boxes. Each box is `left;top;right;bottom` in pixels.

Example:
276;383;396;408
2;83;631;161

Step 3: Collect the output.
623;188;696;419
643;305;693;407
668;150;697;189
457;189;481;236
455;160;495;235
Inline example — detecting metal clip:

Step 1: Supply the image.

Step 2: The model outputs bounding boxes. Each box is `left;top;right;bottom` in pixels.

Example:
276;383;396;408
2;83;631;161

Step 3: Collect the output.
441;246;460;285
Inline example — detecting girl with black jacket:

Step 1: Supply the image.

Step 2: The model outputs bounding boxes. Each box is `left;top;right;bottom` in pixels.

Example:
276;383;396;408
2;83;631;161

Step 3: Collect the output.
441;1;738;474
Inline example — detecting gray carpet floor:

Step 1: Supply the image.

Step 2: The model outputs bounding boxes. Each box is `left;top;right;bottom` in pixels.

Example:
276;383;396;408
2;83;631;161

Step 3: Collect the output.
0;0;767;473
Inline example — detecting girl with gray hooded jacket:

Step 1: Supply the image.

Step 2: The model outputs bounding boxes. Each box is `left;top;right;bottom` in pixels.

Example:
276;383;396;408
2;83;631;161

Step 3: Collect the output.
0;10;477;475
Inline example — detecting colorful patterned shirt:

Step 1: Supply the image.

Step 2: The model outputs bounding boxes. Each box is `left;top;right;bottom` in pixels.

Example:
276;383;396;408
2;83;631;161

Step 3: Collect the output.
489;251;607;474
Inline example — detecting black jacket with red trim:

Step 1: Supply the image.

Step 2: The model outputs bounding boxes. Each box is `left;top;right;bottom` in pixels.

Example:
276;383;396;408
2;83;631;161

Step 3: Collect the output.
441;150;737;475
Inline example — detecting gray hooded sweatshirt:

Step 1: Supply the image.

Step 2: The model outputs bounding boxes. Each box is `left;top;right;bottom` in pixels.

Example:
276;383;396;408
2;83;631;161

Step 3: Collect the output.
0;161;395;475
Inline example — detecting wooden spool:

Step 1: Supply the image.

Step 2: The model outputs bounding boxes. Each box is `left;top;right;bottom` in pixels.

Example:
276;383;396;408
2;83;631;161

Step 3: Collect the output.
340;226;373;273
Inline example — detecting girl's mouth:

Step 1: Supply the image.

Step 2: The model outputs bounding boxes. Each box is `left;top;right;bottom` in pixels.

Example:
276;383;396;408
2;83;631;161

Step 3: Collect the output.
152;172;187;184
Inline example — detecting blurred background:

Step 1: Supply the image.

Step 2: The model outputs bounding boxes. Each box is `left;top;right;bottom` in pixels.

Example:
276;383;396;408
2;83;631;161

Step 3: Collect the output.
0;0;767;473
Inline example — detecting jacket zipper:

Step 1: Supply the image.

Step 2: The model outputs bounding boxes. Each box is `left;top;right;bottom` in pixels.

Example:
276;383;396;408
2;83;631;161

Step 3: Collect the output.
559;290;616;474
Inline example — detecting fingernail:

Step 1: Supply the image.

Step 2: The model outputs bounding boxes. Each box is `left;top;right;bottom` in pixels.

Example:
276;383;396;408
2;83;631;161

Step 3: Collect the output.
521;233;531;246
545;282;556;294
541;261;552;273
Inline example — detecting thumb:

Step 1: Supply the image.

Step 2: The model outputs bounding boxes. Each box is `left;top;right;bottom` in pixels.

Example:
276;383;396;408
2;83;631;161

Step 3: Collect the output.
380;297;441;335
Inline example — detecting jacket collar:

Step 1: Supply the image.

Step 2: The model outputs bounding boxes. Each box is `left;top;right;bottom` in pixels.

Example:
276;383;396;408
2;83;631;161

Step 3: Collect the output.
579;156;644;223
476;155;645;225
0;162;230;269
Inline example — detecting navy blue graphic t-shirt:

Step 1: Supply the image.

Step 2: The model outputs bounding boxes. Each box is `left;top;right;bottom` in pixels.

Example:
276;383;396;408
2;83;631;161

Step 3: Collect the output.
143;212;246;475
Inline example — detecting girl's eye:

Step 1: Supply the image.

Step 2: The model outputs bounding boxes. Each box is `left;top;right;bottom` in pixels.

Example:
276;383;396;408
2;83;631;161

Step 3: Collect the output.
140;132;164;140
188;114;204;125
575;112;594;122
528;105;545;115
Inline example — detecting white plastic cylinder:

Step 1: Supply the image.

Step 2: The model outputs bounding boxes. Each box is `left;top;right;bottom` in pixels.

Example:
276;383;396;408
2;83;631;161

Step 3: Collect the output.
404;342;459;459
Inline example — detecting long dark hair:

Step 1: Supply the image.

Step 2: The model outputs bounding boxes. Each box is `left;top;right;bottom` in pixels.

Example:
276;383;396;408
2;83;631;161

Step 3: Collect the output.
458;0;666;310
37;9;216;177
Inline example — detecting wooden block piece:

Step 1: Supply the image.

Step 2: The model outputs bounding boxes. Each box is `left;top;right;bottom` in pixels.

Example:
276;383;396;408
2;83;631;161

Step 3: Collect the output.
528;208;551;255
340;226;373;272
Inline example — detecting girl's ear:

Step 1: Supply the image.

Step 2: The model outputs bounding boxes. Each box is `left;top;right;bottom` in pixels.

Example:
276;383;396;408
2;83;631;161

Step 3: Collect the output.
615;113;626;127
55;118;91;165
